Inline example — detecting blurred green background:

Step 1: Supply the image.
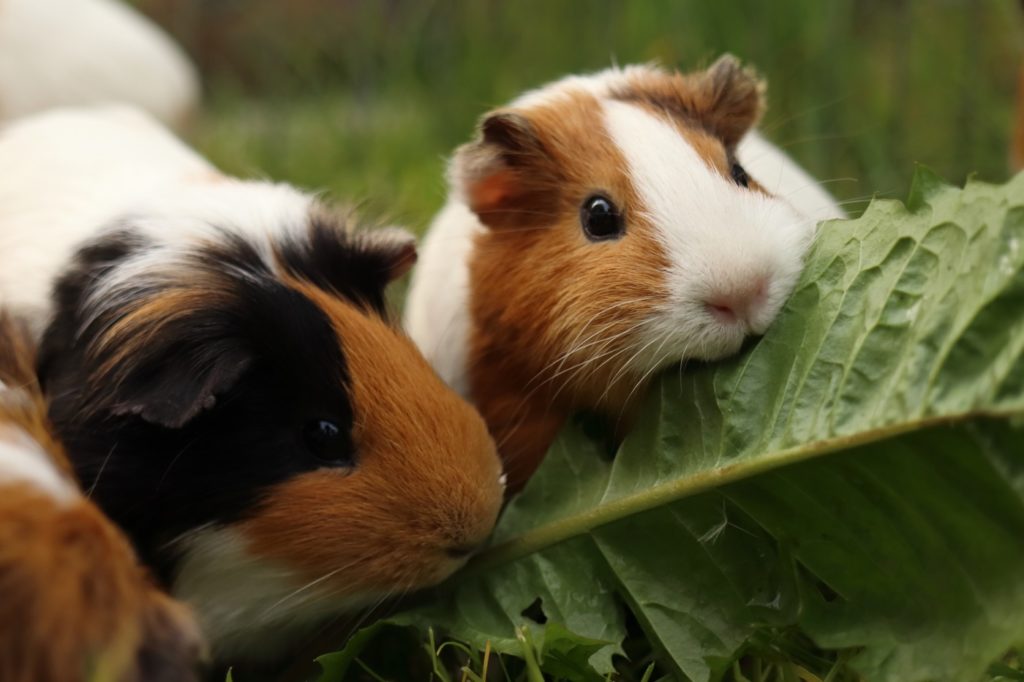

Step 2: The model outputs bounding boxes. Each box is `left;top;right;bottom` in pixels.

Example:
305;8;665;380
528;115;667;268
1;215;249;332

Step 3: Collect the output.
134;0;1023;231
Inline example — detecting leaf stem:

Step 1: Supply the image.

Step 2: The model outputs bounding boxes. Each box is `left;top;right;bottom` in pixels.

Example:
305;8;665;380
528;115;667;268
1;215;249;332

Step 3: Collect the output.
467;408;1021;573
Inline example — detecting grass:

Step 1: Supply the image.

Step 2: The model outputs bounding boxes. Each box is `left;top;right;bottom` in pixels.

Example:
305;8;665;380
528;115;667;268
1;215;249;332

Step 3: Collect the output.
133;0;1024;235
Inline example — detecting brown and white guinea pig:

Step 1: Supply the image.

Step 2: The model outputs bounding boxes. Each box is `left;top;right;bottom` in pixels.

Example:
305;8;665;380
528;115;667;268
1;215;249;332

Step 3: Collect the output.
0;311;201;682
405;55;845;492
0;106;504;663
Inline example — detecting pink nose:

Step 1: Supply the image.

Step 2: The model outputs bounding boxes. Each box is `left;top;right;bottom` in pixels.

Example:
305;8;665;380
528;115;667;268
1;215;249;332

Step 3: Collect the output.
705;279;768;325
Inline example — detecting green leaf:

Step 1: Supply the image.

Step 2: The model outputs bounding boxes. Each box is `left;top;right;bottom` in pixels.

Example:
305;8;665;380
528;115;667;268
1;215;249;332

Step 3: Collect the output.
988;662;1024;681
395;170;1024;682
905;164;945;211
536;622;613;682
314;623;384;682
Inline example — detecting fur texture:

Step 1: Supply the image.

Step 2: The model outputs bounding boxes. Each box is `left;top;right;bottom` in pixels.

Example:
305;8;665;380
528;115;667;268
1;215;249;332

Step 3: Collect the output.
405;56;846;491
0;106;504;664
0;312;201;682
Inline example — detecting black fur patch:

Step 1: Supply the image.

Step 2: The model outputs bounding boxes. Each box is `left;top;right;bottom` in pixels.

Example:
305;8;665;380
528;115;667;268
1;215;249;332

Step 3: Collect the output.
278;214;413;314
36;220;395;583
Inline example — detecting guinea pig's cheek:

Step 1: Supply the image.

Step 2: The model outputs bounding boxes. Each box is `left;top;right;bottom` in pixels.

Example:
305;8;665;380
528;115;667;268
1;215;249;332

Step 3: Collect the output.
236;470;453;597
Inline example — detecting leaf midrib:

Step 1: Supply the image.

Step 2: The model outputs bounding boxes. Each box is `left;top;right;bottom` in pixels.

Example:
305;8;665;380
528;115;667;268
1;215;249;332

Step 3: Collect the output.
465;407;1024;575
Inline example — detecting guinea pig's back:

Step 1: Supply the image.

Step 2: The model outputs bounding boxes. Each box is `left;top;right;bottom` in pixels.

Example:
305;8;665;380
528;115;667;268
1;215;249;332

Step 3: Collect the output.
405;199;483;396
0;105;214;330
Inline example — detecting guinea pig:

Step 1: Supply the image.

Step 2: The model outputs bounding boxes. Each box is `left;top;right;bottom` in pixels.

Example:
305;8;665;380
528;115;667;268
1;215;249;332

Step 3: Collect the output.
0;311;201;682
0;106;505;664
405;55;845;492
0;0;198;129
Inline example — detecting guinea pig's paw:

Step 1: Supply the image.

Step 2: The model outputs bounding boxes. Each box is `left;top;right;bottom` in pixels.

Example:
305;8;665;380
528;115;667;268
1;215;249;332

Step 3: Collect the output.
0;486;202;682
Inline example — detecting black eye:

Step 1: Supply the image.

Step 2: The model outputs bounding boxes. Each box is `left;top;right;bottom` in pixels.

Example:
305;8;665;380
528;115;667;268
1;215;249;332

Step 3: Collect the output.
302;419;352;465
580;195;624;241
731;162;750;188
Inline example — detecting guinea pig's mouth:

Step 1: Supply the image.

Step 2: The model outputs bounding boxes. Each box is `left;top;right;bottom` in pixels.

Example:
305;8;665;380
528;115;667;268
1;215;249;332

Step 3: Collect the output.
688;312;753;363
693;333;748;363
444;540;484;560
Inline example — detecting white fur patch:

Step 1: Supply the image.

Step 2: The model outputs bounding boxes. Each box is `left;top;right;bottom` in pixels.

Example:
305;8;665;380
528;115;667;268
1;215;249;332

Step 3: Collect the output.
0;106;215;334
171;526;374;662
0;106;323;337
404;200;483;396
509;64;652;110
80;180;317;334
737;131;846;223
0;0;198;127
601;99;815;366
0;425;76;502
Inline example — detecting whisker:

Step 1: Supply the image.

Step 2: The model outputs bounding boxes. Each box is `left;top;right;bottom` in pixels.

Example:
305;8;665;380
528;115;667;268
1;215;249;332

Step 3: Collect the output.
757;92;855;135
770;131;864;149
85;443;116;498
155;437;199;492
259;562;361;619
621;331;681;420
605;332;665;392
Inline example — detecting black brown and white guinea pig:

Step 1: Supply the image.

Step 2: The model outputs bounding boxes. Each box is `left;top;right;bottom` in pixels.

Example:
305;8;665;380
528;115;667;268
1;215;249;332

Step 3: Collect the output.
405;55;845;492
0;311;201;682
0;106;504;663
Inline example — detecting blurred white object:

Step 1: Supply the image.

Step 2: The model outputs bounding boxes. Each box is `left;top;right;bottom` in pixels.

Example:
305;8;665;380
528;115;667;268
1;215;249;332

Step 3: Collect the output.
0;0;199;129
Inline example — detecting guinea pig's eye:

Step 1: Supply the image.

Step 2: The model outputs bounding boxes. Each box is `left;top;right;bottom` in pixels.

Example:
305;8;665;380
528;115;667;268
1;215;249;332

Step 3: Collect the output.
731;162;750;188
580;195;624;241
302;419;352;466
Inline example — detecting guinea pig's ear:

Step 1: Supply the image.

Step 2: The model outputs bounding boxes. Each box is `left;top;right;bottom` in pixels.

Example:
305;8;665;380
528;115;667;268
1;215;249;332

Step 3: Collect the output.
105;339;253;429
451;110;560;229
352;226;418;283
689;54;766;148
278;212;417;312
39;270;255;430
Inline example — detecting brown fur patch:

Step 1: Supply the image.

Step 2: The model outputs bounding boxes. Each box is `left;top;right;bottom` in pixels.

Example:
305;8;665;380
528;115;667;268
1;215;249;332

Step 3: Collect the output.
0;314;73;479
612;55;765;149
94;284;230;385
455;111;563;230
0;313;201;682
459;91;671;490
0;485;199;682
0;313;38;388
240;278;504;594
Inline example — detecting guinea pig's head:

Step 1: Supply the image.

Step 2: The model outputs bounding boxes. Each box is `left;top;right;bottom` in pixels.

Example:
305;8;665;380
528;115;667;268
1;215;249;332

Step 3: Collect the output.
38;183;504;659
454;55;813;409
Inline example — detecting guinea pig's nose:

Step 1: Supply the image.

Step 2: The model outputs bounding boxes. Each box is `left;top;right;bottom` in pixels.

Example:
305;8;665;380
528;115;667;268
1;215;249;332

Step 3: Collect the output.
705;278;769;328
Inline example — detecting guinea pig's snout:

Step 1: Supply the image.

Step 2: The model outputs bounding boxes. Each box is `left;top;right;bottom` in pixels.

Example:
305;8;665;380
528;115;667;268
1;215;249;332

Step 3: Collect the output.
704;276;769;331
433;456;504;565
438;514;493;564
